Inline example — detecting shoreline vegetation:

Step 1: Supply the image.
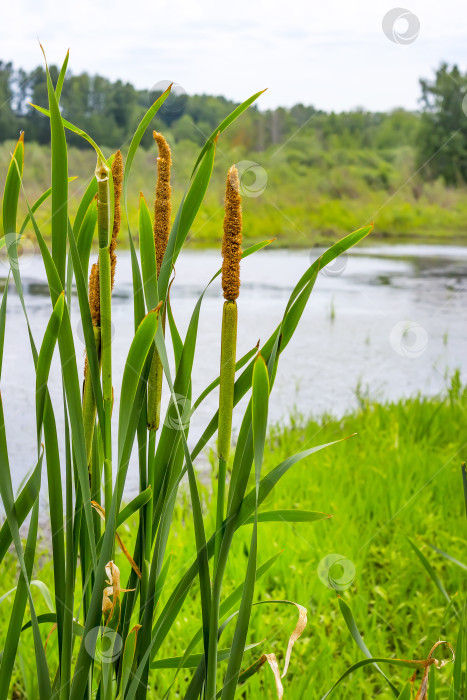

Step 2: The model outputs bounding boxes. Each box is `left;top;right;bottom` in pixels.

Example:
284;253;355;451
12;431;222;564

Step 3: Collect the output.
5;381;466;697
2;140;467;248
2;60;467;247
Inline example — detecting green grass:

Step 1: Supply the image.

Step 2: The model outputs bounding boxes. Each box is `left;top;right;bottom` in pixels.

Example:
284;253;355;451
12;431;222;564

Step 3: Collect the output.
4;381;466;698
2;139;467;248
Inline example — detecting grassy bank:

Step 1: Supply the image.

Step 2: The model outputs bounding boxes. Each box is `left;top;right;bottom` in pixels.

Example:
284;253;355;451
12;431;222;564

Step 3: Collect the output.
5;379;466;698
2;140;467;249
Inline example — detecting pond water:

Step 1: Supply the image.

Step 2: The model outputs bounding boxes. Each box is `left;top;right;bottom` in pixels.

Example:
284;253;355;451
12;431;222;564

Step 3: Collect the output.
1;244;466;499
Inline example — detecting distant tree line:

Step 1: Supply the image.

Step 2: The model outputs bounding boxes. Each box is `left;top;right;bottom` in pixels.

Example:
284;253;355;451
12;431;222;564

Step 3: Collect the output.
0;60;465;184
417;63;467;185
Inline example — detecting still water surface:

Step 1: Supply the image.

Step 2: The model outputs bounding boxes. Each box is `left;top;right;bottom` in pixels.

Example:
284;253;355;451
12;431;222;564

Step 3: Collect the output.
1;244;466;498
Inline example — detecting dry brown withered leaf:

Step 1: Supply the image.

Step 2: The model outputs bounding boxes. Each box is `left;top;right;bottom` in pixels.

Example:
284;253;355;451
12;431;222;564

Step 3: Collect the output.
415;640;455;700
281;604;308;678
265;653;284;699
255;601;308;698
102;560;135;622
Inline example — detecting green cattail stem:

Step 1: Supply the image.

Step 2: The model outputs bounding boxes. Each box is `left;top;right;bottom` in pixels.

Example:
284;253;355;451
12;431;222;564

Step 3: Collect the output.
96;157;112;514
145;429;157;559
103;453;112;523
96;159;111;249
214;300;238;571
99;246;112;402
214;458;227;570
100;256;112;514
82;326;101;474
96;157;112;402
147;351;163;432
90;427;103;544
218;301;238;461
147;309;166;431
207;166;242;699
83;152;121;493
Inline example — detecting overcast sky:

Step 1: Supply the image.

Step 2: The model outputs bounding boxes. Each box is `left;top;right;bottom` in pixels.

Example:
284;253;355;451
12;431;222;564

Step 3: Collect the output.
1;0;466;112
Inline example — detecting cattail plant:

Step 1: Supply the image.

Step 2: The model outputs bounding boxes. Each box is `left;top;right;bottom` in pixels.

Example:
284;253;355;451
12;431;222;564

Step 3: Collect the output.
0;49;378;700
147;131;172;433
144;131;172;563
215;165;242;565
82;151;122;506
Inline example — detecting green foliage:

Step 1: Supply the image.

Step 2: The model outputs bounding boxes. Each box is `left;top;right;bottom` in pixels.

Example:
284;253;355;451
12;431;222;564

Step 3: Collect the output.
320;380;467;698
3;58;467;244
417;62;467;184
3;386;467;697
3;136;467;246
0;58;419;153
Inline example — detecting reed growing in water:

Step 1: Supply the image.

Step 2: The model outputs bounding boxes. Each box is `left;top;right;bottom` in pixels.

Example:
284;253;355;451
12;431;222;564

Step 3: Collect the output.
147;131;172;434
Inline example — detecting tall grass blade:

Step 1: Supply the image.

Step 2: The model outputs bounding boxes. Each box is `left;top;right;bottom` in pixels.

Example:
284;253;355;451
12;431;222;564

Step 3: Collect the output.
191;89;266;174
0;460;41;560
462;463;467;518
406;536;451;606
337;596;399;696
35;292;64;440
40;46;68;286
219;356;269;700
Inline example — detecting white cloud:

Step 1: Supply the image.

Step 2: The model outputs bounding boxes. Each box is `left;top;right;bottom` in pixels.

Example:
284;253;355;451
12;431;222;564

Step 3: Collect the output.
1;0;466;111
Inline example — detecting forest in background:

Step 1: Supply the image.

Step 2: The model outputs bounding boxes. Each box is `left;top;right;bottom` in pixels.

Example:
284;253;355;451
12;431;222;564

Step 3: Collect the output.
1;60;467;245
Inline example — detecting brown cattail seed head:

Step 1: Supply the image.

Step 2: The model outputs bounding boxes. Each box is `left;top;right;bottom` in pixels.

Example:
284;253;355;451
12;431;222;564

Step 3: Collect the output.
110;150;123;290
153;132;172;276
222;165;242;301
88;262;100;327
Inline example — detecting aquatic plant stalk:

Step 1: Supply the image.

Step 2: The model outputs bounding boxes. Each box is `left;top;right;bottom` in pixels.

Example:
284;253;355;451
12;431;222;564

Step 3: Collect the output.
96;155;112;513
146;132;171;562
83;152;122;489
82;303;101;468
147;131;172;434
207;165;242;700
216;164;242;557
